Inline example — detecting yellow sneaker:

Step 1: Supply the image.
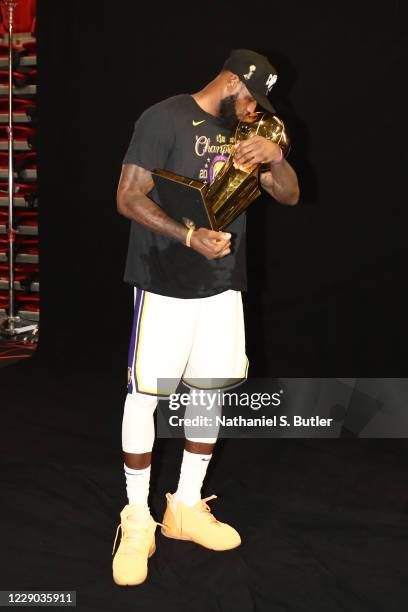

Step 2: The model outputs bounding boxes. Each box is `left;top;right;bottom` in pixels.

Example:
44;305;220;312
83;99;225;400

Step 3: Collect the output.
112;505;164;586
161;492;241;551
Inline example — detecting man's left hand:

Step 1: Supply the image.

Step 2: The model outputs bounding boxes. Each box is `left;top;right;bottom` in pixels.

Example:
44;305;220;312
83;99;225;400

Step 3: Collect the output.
233;136;281;168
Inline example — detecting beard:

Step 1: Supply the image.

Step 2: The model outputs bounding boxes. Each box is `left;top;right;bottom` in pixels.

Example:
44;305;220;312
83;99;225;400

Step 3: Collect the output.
218;94;239;130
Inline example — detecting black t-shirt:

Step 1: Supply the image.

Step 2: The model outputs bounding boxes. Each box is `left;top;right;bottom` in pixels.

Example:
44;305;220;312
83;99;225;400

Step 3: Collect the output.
122;93;247;298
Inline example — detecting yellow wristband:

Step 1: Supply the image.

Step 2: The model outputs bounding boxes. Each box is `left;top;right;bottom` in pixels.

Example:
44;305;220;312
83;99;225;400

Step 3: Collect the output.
185;226;195;247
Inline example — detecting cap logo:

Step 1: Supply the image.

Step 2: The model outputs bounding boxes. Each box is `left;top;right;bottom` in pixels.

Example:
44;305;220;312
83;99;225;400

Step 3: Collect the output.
265;73;277;93
243;64;256;80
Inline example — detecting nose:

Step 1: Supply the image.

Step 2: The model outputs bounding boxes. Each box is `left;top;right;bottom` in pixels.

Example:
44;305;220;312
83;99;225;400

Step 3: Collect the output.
247;100;257;114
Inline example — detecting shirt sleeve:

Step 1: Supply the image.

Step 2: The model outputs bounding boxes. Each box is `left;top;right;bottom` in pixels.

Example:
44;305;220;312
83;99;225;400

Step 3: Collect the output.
122;102;175;171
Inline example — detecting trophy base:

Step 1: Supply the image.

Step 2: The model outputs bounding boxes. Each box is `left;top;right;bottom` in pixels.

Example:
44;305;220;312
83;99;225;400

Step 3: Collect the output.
152;169;211;229
152;168;261;231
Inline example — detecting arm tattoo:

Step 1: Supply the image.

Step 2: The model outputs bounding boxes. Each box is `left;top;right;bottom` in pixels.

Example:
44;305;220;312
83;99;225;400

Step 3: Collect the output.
260;159;300;205
117;164;188;243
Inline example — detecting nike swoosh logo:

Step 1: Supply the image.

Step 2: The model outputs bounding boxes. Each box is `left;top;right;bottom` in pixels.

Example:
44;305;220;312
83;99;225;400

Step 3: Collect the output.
192;120;206;126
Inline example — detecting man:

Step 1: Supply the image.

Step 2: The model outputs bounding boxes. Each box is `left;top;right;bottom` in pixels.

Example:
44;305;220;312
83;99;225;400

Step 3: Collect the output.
112;49;300;586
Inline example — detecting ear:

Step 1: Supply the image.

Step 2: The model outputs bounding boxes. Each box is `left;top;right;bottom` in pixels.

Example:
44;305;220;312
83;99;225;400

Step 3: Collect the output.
229;73;241;89
224;70;241;92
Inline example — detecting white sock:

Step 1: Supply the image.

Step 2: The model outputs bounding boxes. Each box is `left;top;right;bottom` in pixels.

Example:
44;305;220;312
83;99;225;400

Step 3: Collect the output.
174;449;212;507
124;463;151;513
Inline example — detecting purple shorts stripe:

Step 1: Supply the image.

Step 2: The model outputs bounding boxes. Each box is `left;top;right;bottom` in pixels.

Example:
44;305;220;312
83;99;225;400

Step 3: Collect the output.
132;290;146;394
127;287;145;393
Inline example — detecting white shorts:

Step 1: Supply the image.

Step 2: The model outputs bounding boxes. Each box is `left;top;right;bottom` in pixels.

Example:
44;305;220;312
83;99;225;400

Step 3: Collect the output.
126;287;248;397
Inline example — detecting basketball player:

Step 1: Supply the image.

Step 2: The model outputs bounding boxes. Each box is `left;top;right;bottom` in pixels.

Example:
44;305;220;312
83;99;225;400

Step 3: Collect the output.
112;49;300;585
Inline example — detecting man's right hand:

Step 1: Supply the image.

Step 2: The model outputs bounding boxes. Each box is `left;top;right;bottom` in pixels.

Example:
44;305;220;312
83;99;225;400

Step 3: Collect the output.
189;228;231;259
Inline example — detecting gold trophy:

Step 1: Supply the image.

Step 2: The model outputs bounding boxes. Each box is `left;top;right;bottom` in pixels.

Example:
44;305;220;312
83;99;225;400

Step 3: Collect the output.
152;112;290;231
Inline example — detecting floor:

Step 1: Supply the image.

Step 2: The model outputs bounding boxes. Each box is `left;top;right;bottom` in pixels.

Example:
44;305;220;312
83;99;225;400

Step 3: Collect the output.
1;350;407;611
0;337;37;367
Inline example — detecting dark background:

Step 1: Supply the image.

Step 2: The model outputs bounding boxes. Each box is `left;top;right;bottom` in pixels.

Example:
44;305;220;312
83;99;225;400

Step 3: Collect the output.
37;0;408;377
1;1;408;610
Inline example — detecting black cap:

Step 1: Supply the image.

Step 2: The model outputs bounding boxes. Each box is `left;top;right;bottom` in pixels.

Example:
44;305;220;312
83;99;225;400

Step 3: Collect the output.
222;49;277;113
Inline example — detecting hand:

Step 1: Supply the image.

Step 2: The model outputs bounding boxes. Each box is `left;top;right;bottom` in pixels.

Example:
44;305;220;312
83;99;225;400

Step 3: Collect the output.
189;227;231;260
234;136;281;169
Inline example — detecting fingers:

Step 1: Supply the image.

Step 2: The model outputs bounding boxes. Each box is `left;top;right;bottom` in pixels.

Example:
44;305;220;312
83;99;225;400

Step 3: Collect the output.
210;235;232;257
203;237;231;253
234;142;254;159
201;230;230;250
205;230;231;241
235;139;257;152
234;153;257;168
216;246;231;258
235;137;263;155
204;243;231;259
235;144;261;166
191;228;232;259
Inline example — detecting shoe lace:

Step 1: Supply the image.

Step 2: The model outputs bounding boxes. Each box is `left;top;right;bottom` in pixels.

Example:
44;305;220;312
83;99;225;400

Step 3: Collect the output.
112;516;165;556
197;494;218;523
